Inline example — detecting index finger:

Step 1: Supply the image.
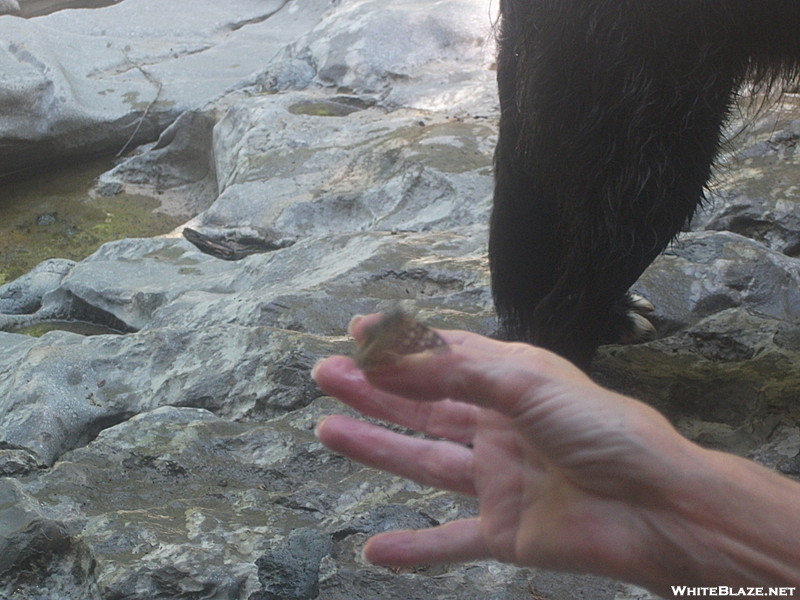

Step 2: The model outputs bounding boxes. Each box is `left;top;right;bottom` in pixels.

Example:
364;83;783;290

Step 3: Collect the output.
350;314;594;419
348;312;501;354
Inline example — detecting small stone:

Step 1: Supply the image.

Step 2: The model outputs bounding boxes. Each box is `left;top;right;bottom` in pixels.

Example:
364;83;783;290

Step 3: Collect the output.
36;212;57;226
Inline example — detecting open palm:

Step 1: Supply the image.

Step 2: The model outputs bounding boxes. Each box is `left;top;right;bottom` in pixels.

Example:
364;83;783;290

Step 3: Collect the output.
313;314;690;584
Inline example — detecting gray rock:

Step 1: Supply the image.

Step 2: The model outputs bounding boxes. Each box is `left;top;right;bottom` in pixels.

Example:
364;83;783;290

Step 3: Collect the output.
98;0;496;222
0;324;345;469
0;257;75;315
252;528;332;600
317;557;622;600
258;0;498;111
633;230;800;335
0;0;20;16
206;98;495;235
0;0;325;174
702;190;800;256
695;117;800;255
0;478;69;574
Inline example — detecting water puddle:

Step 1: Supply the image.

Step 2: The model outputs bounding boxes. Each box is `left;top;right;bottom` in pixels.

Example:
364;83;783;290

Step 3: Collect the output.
0;157;185;285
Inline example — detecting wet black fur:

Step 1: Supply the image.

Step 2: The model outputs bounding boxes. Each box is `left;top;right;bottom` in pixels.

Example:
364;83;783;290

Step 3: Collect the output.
491;0;800;368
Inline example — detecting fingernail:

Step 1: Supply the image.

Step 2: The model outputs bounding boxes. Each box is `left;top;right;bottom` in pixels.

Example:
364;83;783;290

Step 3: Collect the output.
347;314;365;337
313;418;325;439
310;358;325;381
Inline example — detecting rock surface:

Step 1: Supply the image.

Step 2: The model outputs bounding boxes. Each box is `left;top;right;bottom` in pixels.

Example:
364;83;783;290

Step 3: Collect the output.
0;0;321;174
0;1;799;599
0;0;19;16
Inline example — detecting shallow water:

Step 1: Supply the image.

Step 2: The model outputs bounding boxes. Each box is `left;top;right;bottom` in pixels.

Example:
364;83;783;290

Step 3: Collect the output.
0;157;185;285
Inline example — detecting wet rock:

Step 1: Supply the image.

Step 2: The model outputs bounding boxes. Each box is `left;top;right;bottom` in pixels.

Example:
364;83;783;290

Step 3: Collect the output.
252;528;332;600
0;258;75;315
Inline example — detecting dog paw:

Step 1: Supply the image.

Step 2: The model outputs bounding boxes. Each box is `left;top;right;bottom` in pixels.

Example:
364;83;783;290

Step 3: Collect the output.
613;293;656;345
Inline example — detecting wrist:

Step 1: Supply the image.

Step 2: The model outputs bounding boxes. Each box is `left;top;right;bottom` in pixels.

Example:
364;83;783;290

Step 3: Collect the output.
641;443;800;593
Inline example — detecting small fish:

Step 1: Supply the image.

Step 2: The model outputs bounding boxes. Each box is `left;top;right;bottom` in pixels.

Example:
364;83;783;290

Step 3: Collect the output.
354;310;449;370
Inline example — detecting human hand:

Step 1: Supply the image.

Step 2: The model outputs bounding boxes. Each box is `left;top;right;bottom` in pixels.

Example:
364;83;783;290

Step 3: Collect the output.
312;313;702;588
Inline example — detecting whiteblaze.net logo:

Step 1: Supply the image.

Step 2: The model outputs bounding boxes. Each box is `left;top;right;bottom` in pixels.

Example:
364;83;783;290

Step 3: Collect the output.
670;587;797;597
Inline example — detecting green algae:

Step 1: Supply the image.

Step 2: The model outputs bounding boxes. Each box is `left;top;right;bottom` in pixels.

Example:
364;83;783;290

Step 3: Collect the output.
0;158;185;285
288;101;359;117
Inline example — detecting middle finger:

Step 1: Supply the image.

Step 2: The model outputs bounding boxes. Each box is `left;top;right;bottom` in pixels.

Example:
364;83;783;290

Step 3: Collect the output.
316;414;477;495
313;355;478;444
